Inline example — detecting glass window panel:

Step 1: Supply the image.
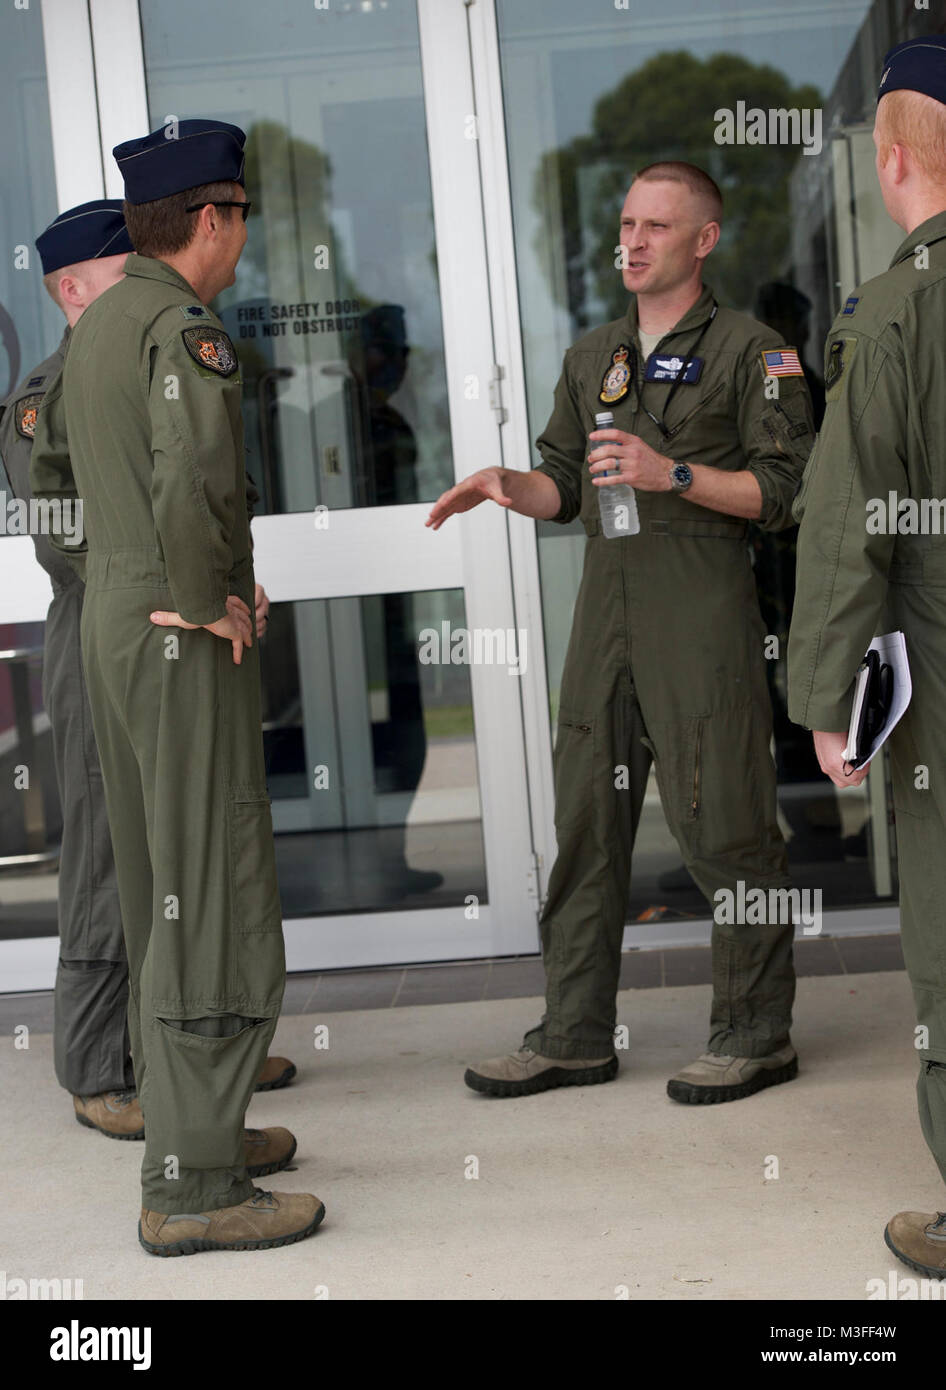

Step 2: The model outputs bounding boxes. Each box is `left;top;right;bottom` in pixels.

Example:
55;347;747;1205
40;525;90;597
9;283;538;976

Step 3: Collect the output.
496;0;925;913
260;590;486;917
139;0;454;516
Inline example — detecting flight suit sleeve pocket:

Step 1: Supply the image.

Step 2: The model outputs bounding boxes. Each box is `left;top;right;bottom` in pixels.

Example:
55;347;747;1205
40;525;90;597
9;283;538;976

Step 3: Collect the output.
228;788;283;934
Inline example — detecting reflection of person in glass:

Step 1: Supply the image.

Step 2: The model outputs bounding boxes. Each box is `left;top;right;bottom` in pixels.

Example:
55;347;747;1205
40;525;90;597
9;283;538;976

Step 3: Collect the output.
789;36;946;1282
350;306;441;896
430;163;814;1104
749;286;841;846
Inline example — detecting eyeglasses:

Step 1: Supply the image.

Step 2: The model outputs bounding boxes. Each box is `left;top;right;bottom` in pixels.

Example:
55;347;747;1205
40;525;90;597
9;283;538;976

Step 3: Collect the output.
185;200;253;222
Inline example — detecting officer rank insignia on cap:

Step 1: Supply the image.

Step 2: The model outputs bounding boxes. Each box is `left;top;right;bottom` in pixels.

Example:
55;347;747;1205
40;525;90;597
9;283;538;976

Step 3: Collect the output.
15;395;43;439
600;344;632;404
761;347;804;378
182;327;238;376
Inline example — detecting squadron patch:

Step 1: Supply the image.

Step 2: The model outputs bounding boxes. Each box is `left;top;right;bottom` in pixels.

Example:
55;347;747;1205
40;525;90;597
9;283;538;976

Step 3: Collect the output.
181;326;238;376
825;337;856;396
15;394;43;439
599;344;632;404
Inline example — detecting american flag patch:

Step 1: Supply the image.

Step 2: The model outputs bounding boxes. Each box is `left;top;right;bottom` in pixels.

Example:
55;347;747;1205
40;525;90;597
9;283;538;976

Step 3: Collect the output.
761;347;804;378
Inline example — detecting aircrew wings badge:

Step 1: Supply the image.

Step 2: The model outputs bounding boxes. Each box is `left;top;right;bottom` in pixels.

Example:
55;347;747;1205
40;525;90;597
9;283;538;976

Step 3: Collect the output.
181;326;238;376
600;344;632;404
15;393;43;439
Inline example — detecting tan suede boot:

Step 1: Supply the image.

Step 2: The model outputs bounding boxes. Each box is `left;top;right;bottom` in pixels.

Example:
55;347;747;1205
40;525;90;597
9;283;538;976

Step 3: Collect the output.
885;1211;946;1279
464;1046;617;1097
139;1188;325;1256
73;1090;145;1140
244;1126;296;1178
666;1045;798;1104
254;1055;297;1091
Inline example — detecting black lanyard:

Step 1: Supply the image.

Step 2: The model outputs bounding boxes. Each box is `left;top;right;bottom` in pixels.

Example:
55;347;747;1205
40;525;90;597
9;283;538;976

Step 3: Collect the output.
636;300;718;439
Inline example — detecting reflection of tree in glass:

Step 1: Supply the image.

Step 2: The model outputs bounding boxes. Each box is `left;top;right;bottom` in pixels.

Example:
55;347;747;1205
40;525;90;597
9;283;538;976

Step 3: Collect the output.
535;51;822;327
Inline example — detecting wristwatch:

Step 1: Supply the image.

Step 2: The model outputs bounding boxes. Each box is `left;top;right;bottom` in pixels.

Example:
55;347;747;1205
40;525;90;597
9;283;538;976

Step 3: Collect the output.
669;461;693;493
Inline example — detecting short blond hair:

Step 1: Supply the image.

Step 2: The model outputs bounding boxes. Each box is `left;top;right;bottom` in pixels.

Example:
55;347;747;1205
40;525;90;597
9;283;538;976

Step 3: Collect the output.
876;89;946;183
633;161;723;226
42;266;75;310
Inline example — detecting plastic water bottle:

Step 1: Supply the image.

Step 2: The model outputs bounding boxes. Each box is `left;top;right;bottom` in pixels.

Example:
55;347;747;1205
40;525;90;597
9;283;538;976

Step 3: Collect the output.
593;410;639;538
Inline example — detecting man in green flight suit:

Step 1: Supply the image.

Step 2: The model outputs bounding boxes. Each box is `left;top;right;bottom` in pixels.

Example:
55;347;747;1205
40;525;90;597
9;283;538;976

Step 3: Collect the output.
0;201;296;1145
30;120;323;1255
787;36;946;1280
0;202;133;1109
429;162;814;1102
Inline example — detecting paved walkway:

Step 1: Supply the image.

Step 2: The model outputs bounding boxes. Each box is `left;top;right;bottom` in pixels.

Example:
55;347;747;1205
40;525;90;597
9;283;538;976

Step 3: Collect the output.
1;970;935;1300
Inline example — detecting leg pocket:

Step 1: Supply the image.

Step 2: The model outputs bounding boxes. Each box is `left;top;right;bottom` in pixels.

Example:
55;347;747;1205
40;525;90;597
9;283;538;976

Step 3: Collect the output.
553;709;595;836
641;719;703;850
228;788;282;934
150;1015;275;1169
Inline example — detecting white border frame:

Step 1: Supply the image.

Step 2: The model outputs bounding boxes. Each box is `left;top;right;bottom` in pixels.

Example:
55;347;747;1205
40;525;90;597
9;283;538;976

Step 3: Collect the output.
40;0;104;210
465;0;557;902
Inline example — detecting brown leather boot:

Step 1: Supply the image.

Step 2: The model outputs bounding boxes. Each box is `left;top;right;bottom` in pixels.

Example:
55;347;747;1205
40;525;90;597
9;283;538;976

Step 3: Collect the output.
254;1055;297;1091
139;1189;325;1256
73;1090;145;1140
885;1210;946;1279
244;1126;296;1178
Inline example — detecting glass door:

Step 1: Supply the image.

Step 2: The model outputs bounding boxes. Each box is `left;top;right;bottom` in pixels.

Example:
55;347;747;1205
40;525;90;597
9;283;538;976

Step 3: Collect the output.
0;0;542;987
127;0;542;970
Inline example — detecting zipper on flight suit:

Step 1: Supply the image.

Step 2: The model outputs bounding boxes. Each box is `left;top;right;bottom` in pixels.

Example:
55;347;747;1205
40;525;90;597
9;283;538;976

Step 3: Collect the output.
689;720;703;818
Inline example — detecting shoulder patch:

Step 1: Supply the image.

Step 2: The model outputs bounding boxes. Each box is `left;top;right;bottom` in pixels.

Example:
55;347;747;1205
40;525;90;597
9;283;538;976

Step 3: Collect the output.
179;304;211;320
842;296;859;316
181;327;238;377
15;394;43;439
825;337;857;396
761;347;804;379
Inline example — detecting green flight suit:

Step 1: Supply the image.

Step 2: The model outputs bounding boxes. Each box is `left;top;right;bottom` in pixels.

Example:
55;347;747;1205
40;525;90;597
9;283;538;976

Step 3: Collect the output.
526;283;814;1060
30;253;284;1214
0;330;131;1097
788;211;946;1186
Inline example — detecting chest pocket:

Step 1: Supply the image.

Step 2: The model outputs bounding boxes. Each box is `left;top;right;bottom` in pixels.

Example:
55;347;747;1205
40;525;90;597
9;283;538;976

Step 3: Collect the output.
663;381;727;441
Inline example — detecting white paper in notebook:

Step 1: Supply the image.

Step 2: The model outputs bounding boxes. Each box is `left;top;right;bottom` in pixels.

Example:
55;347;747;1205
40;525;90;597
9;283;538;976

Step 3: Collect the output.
842;631;911;768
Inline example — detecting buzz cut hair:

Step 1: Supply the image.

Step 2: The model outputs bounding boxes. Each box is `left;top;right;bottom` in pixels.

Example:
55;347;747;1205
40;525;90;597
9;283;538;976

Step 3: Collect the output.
876;89;946;185
42;267;75;310
632;161;723;226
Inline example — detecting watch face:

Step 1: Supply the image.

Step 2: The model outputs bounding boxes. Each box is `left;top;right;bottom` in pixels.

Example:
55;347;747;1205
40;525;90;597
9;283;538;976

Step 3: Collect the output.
671;463;692;490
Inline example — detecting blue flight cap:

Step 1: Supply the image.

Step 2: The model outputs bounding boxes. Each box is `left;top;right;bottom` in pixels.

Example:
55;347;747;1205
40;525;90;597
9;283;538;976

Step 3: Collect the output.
35;199;134;275
878;35;946;105
113;119;246;205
